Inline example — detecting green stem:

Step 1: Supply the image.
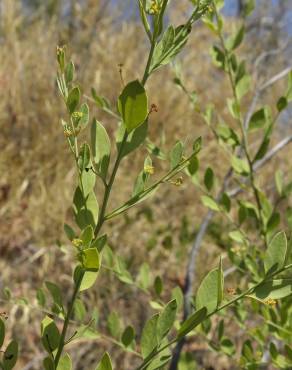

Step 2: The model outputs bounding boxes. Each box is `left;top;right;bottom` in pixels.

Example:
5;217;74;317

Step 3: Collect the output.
94;131;128;236
54;270;84;367
213;2;267;246
141;38;156;86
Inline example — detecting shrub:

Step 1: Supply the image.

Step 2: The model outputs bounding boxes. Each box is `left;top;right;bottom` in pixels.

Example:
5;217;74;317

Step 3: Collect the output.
1;1;292;369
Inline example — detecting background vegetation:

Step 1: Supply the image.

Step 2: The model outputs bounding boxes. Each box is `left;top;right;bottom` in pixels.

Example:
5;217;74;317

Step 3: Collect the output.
0;0;291;368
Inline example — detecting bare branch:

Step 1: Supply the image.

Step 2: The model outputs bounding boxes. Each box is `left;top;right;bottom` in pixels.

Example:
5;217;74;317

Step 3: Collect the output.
259;66;292;92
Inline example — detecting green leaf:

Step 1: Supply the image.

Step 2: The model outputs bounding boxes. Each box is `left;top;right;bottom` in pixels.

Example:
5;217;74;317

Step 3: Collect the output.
177;307;207;338
107;311;121;339
64;224;76;241
221;337;235;356
254;137;270;161
204;167;214;191
41;316;60;353
65;61;74;84
217;257;224;307
231;156;249;175
150;24;191;72
186;155;199;177
78;143;91;172
196;268;219;313
170;141;184;169
171;286;183;310
57;353;72;370
226;25;245;51
236;74;251;100
3;340;18;370
277;96;288;112
243;0;255;16
82;248;100;271
218;320;224;341
81;166;96;197
151;25;175;69
229;230;246;244
227;98;240;119
201;195;220;211
116;121;148;158
264;231;287;274
74;265;98;292
275;170;283;196
157;300;177;340
248;107;268;131
73;323;99;342
80;225;94;248
67;86;80;114
91;234;107;252
141;314;159;358
121;326;135;347
154;276;163;296
266;212;280;233
91;88;111;109
0;318;5;348
220;192;231;213
43;357;55;370
45;281;63;312
251;279;292;301
133;156;153;196
73;187;99;230
74;298;86;321
95;353;113;370
91;119;111;180
137;262;151;290
210;45;226;70
118;80;148;133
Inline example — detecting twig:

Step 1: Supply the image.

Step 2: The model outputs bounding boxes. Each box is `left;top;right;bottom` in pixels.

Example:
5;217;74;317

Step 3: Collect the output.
228;135;292;197
244;66;291;131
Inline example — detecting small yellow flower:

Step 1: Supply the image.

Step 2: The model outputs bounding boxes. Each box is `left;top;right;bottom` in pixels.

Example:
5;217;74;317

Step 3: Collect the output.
207;5;213;13
56;45;64;56
63;128;73;137
148;0;160;15
227;287;236;295
72;111;84;120
264;298;277;307
171;176;183;187
72;238;83;248
144;165;155;175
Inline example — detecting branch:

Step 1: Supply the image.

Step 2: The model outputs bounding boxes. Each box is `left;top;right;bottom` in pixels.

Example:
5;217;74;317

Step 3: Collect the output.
228;135;292;197
259;66;292;91
244;66;291;130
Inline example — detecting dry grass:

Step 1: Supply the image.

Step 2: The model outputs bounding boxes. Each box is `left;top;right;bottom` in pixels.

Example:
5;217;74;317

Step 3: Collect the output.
0;1;291;368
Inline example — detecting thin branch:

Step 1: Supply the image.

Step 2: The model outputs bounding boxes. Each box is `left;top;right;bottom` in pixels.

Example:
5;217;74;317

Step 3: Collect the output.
253;40;290;75
228;135;292;197
259;66;292;92
244;66;291;130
